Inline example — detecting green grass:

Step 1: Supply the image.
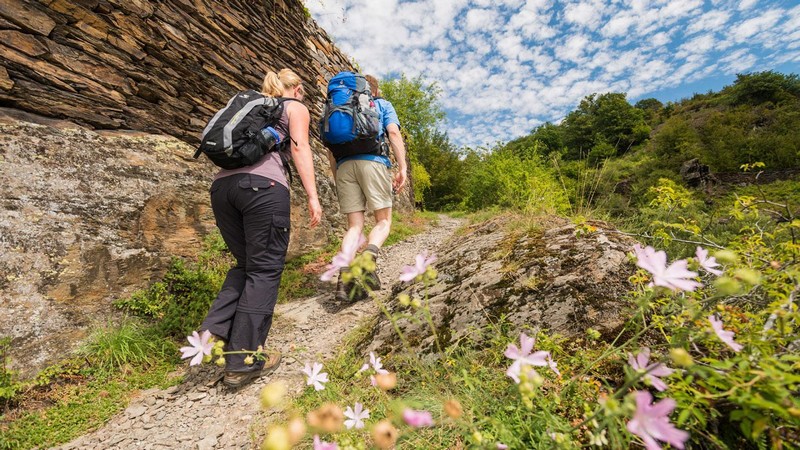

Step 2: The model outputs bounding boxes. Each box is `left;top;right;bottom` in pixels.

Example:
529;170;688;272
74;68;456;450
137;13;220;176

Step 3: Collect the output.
289;318;609;449
279;241;341;303
0;358;180;450
381;211;439;247
78;320;177;374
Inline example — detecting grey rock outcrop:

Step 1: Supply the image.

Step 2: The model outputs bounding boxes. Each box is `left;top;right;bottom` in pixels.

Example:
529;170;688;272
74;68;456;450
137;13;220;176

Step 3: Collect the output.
367;216;638;354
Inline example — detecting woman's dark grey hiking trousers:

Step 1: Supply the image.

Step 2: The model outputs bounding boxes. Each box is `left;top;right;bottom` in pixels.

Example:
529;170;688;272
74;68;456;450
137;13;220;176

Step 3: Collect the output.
200;173;291;373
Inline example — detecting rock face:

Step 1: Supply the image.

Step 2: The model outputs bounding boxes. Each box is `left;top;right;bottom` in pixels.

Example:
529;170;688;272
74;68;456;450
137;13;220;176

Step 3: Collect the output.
0;109;218;377
367;216;638;354
0;0;343;144
0;0;411;378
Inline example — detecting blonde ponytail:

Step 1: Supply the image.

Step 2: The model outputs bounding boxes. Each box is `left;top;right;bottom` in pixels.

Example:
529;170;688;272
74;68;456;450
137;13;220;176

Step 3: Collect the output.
261;71;285;96
261;69;303;97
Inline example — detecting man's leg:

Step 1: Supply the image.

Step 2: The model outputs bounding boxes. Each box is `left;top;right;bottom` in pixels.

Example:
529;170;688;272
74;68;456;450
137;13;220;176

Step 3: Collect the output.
343;211;366;252
367;207;392;249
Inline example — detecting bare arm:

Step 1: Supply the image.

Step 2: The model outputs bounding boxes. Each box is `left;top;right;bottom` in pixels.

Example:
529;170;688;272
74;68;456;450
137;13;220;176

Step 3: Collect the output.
287;102;321;227
386;123;407;191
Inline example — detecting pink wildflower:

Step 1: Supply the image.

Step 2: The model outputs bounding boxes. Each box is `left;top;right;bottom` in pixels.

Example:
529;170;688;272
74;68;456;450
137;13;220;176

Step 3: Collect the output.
504;332;551;383
313;435;338;450
358;352;389;375
402;408;434;427
344;402;370;429
695;247;723;276
628;347;674;392
320;234;367;281
497;444;509;449
708;315;743;352
399;251;437;282
633;244;701;292
627;391;689;450
179;330;214;366
302;362;329;391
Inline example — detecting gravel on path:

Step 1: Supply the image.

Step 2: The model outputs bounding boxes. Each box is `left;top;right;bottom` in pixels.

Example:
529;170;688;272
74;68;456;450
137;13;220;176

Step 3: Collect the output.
56;215;463;450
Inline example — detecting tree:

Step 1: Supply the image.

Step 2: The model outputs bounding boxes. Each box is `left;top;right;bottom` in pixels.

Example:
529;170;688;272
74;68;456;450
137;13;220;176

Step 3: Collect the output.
380;75;465;209
724;71;800;106
561;93;650;160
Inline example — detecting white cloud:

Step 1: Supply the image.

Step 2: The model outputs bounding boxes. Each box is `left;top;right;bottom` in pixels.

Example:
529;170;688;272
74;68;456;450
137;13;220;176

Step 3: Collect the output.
306;0;800;147
730;9;783;42
686;10;731;35
464;8;499;32
564;1;604;30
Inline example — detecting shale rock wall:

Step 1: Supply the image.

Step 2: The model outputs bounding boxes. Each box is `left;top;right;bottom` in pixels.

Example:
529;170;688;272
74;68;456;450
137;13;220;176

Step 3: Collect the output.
0;0;411;377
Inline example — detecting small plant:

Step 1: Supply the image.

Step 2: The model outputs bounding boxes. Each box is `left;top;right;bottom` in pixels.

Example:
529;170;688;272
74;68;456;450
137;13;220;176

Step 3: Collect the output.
0;337;22;410
79;321;177;373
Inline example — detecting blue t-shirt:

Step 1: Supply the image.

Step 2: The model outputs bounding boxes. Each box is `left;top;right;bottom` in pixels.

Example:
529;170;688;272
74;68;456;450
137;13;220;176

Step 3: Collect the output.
337;98;399;168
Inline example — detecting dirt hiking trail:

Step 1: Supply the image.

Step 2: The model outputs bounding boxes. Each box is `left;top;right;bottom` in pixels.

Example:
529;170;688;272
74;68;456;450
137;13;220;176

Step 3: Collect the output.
56;215;463;450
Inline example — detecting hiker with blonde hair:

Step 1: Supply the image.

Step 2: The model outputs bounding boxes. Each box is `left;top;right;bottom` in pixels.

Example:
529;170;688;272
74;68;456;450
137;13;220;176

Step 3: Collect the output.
199;68;322;388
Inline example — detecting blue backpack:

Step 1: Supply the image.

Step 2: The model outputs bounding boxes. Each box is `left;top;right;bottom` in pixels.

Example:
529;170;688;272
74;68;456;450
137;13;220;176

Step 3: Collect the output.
320;72;382;160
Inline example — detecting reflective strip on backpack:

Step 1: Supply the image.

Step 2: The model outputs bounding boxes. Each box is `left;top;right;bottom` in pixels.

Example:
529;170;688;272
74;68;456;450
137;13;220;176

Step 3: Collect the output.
222;98;269;149
201;94;239;140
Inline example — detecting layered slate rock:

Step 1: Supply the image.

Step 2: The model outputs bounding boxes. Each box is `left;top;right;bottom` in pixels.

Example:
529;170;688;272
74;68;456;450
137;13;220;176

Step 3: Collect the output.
367;216;638;354
0;0;348;143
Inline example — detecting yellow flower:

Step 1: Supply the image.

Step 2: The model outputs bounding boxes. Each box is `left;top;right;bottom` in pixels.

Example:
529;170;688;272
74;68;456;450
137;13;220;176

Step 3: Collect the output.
260;381;287;409
261;425;290;450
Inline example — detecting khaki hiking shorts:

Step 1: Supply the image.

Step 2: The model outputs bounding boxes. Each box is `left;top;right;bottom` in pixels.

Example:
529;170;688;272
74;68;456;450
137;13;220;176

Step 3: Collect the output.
336;160;393;214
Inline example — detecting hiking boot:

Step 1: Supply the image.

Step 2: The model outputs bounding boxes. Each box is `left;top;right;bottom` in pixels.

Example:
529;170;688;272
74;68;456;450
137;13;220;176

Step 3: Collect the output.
335;269;351;302
362;246;382;292
364;267;381;291
223;351;282;388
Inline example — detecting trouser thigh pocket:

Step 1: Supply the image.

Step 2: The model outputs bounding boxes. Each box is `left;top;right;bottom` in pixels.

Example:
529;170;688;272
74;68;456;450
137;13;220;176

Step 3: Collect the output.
266;215;291;267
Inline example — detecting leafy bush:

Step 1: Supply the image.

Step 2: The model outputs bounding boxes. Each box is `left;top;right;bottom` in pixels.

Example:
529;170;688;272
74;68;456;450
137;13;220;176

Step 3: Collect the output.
463;148;569;214
114;231;232;338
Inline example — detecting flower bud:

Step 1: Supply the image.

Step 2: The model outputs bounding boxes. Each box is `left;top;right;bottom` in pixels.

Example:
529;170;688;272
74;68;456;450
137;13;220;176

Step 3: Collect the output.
530;373;544;387
214;340;225;349
788;407;800;418
202;354;213;364
374;372;397;391
411;298;422;308
215;357;226;367
371;420;398;450
352;266;363;277
244;356;255;365
472;431;483;444
770;260;781;270
398;293;411;306
213;346;224;356
260;381;287;409
444;399;463;419
307;403;344;434
714;250;738;264
586;328;601;341
261;425;290;450
669;348;694;367
287;417;306;444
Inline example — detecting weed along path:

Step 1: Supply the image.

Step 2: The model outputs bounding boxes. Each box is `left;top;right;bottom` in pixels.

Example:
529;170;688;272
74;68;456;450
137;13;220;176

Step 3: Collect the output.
56;214;463;450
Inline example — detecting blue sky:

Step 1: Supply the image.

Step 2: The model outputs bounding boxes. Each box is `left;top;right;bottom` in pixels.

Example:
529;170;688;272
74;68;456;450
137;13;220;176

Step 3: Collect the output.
305;0;800;148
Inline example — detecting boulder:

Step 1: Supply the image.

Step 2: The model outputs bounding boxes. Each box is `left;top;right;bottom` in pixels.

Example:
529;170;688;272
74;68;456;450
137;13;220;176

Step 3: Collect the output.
367;216;638;354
